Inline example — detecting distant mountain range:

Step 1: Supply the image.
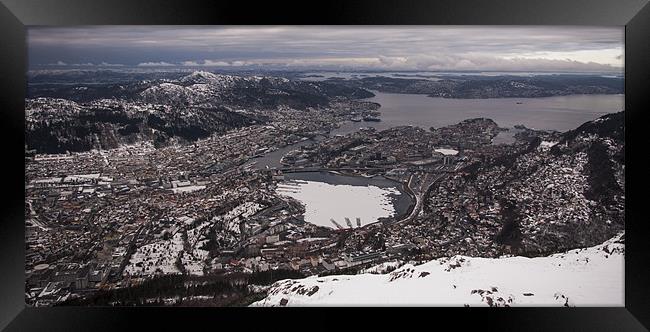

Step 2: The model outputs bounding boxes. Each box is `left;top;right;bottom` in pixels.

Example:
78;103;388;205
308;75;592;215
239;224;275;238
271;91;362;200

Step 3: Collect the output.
25;71;623;154
337;74;623;98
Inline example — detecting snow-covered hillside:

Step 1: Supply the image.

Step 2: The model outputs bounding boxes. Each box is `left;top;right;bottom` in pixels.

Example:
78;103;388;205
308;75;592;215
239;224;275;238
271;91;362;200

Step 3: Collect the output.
252;233;624;307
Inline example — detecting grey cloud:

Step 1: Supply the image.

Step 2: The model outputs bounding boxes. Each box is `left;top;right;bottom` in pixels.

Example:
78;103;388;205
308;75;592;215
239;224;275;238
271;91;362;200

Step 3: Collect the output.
28;26;623;72
98;62;125;67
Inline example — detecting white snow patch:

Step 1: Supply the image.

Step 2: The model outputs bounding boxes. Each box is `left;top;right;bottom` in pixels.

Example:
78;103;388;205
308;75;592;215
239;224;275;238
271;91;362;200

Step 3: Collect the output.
540;141;558;149
124;232;185;277
253;233;624;307
276;180;399;228
215;201;264;233
170;185;206;194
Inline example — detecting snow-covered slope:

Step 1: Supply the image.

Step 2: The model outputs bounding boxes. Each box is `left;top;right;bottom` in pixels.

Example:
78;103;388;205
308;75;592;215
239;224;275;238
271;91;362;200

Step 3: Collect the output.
139;71;293;106
140;82;192;104
178;70;235;85
139;71;245;105
252;233;624;307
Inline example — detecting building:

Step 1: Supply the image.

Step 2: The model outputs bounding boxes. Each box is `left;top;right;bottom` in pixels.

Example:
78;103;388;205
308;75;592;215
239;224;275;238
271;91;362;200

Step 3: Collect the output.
344;250;383;265
265;235;280;244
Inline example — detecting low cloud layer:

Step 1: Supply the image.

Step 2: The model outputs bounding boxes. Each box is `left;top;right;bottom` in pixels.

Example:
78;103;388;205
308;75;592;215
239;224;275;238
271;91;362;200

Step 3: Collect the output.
29;26;624;72
137;61;175;67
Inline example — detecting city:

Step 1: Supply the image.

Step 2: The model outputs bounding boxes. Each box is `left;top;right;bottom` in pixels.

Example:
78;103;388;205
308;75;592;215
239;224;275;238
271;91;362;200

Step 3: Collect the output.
24;26;625;307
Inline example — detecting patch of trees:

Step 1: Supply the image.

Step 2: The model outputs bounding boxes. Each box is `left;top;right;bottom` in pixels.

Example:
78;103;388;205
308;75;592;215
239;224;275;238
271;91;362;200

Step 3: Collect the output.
584;141;622;206
147;109;256;143
28;123;97;153
58;268;305;306
247;269;305;285
489;137;540;170
460;161;482;181
80;110;143;126
495;199;523;247
118;123;140;136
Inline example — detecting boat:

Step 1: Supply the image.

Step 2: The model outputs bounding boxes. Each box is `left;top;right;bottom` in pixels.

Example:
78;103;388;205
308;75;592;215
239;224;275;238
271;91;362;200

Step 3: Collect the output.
363;115;381;122
351;116;363;122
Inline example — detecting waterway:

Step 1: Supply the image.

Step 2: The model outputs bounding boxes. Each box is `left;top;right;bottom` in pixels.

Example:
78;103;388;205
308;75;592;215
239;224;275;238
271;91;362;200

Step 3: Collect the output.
331;92;624;136
249;92;623;169
248;138;321;170
259;91;623;228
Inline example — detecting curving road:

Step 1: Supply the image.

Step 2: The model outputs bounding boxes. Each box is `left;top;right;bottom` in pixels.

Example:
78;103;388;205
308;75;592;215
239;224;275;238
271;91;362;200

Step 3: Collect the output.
395;172;447;225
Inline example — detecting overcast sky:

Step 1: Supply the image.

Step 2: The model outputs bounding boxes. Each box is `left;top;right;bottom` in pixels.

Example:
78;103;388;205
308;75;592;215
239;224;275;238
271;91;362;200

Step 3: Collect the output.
28;26;624;72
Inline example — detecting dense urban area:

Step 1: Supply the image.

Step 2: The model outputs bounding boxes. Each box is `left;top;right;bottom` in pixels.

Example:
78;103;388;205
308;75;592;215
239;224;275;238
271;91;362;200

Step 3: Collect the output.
25;70;625;306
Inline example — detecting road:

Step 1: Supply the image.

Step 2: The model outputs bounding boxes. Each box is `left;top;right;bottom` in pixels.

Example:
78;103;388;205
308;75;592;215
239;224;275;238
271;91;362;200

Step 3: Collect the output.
395;172;448;225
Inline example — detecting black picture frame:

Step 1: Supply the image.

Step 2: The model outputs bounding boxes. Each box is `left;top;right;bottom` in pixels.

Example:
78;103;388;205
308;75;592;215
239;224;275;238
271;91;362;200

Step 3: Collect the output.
1;0;649;331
